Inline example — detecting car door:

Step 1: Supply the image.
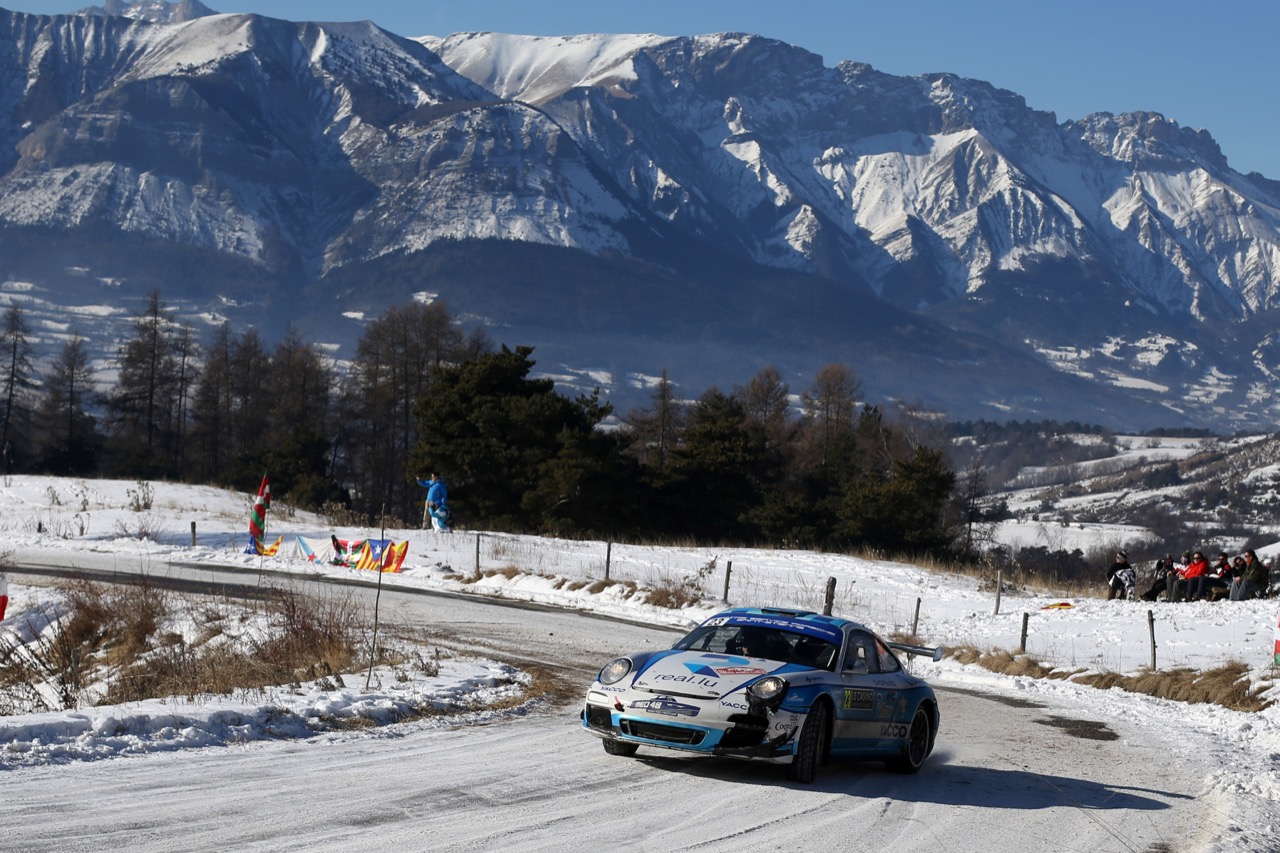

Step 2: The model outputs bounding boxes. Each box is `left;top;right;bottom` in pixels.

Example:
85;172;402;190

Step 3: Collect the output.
829;630;916;755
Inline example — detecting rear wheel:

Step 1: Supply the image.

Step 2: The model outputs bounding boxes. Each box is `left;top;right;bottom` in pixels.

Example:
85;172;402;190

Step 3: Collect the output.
887;706;933;773
602;738;639;757
786;701;830;784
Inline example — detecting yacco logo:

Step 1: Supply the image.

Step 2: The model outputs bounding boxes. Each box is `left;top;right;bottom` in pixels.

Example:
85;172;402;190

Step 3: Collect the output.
715;667;766;676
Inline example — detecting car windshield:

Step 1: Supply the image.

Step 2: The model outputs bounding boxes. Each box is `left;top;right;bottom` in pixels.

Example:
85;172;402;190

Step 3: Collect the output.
674;624;839;671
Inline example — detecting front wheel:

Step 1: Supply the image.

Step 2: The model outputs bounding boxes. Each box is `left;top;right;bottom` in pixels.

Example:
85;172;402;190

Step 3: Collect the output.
602;738;639;757
887;706;933;773
786;701;830;784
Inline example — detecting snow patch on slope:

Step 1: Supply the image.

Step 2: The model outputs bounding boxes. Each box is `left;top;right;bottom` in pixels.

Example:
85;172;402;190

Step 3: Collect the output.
417;32;674;103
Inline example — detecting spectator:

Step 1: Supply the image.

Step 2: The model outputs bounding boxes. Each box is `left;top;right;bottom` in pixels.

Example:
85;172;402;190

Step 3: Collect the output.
1141;554;1175;601
1183;551;1211;601
0;571;7;620
1106;551;1136;600
1230;550;1269;600
416;471;453;533
1202;551;1234;601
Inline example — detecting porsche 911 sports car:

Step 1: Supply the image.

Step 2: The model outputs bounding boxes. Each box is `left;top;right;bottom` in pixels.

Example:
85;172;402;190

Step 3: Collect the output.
581;606;942;783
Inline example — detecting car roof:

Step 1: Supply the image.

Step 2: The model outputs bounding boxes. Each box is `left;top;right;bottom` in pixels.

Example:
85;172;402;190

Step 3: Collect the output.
707;606;867;634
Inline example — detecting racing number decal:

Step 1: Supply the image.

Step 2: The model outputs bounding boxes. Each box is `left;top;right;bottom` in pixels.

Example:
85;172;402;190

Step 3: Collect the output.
843;689;873;710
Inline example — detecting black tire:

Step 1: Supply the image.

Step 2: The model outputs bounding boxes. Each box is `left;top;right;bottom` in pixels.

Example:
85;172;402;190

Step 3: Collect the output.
602;738;639;757
786;701;830;784
887;706;933;773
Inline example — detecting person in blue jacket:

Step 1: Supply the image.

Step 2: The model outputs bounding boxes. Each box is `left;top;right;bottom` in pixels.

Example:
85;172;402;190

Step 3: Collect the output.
416;472;452;532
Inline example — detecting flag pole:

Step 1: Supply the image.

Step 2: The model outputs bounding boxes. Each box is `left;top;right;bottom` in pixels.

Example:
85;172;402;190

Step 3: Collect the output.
366;502;387;691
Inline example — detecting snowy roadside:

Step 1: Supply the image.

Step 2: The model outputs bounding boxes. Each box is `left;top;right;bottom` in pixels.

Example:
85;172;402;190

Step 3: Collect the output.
0;640;528;768
3;473;1280;845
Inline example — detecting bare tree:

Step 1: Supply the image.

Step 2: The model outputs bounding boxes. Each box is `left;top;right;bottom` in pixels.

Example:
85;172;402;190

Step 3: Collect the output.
104;291;182;476
338;300;469;521
0;302;36;468
734;364;792;450
625;369;685;474
35;333;97;473
799;362;861;470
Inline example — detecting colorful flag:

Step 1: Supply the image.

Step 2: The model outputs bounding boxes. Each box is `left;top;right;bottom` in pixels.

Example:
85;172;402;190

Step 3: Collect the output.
1274;604;1280;666
382;541;409;573
355;539;390;570
253;535;283;556
249;475;270;542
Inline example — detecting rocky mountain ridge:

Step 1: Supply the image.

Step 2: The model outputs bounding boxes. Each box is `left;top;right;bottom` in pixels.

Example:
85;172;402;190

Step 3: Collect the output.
1;5;1279;428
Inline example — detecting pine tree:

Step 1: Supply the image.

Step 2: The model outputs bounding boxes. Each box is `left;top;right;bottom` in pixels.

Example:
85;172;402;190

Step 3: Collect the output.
411;345;612;531
665;388;767;541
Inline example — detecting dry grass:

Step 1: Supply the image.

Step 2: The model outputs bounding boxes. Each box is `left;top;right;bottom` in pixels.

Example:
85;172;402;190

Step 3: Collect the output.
1076;662;1272;712
0;580;376;711
947;644;1272;712
646;576;703;609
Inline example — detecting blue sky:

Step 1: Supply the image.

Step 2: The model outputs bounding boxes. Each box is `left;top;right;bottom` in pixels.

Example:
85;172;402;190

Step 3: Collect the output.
10;1;1280;178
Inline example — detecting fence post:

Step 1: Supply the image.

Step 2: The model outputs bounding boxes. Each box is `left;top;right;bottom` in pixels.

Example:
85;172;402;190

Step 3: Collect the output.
1148;609;1157;670
823;577;836;615
190;521;197;547
474;533;481;579
911;597;922;636
605;542;612;581
1019;613;1030;653
993;570;1003;615
723;560;732;603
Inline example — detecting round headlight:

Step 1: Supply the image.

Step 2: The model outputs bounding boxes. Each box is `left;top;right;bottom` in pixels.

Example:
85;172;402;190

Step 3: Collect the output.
747;675;787;702
598;658;632;685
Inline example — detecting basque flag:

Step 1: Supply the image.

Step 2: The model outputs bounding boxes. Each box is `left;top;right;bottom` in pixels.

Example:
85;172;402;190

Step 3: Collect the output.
249;474;270;542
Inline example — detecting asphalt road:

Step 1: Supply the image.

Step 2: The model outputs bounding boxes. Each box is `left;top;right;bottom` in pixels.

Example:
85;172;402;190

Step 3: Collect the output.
0;558;1220;852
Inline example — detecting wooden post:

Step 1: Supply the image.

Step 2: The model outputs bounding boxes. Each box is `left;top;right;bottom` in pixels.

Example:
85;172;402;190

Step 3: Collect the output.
605;542;612;581
190;521;197;547
1148;609;1157;670
911;597;922;636
993;570;1003;615
723;560;732;603
366;504;387;690
823;577;836;616
1019;613;1030;653
474;533;481;579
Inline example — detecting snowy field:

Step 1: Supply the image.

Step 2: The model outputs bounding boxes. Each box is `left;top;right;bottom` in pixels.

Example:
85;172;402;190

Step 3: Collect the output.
2;475;1280;850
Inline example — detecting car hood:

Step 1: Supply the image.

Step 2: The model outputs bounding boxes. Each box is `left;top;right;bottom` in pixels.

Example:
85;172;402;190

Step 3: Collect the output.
630;650;791;699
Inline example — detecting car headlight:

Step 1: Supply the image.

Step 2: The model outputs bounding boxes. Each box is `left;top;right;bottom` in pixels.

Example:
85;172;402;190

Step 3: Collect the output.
747;675;788;702
598;658;632;685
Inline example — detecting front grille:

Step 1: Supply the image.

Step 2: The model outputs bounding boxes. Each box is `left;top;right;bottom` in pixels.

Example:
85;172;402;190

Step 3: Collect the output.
585;705;613;731
719;714;769;748
621;719;706;745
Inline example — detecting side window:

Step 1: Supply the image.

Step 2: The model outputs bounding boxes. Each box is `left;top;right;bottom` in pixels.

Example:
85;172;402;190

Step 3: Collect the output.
844;633;876;673
874;637;901;673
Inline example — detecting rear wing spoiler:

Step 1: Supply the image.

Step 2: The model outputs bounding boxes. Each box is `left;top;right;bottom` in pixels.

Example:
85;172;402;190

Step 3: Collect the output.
888;641;945;662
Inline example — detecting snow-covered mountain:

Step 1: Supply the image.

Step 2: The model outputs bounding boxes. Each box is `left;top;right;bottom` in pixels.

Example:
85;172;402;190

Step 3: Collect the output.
2;6;1279;428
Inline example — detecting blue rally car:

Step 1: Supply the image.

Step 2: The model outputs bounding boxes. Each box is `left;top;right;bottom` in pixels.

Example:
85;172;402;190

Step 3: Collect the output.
581;607;942;783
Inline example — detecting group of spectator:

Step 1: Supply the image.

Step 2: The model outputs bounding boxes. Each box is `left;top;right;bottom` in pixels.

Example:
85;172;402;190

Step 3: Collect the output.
1107;548;1272;602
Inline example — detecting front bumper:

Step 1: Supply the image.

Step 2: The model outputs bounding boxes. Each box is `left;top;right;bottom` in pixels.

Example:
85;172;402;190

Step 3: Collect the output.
583;690;800;762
